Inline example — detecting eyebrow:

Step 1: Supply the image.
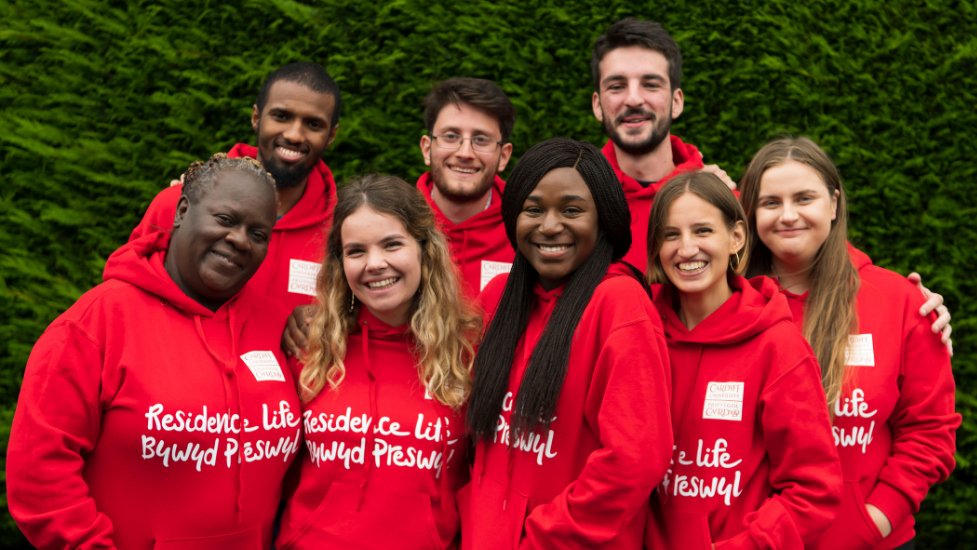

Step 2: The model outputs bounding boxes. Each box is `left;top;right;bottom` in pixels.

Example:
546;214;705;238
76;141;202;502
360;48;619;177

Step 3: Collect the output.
525;194;589;203
438;125;495;137
268;107;327;126
758;189;821;200
601;73;666;86
342;233;407;250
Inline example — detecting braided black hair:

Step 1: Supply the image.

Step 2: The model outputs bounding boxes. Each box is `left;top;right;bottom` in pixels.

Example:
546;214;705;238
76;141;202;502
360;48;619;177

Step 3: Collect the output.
182;153;278;207
467;138;632;443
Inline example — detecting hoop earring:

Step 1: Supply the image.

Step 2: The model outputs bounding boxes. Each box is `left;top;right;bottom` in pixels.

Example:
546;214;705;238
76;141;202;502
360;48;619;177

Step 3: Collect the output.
729;250;742;271
349;293;356;313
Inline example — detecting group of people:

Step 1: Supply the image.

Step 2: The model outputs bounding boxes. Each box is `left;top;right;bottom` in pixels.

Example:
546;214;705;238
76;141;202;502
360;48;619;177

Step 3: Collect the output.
7;17;960;550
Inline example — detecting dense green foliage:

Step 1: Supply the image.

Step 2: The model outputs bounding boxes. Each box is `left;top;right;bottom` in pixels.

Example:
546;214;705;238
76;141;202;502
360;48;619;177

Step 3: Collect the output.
1;0;975;546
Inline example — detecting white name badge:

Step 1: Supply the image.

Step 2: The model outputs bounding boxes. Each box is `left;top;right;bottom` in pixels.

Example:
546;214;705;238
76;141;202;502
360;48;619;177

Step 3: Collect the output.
845;334;875;366
240;351;286;382
480;260;513;291
704;381;745;421
288;259;321;296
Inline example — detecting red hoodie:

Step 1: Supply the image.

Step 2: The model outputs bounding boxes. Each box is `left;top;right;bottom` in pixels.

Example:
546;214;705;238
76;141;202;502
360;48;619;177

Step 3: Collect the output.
602;136;704;272
781;245;959;550
275;307;467;550
7;232;303;550
645;276;842;550
460;263;673;550
417;172;514;297
124;143;338;312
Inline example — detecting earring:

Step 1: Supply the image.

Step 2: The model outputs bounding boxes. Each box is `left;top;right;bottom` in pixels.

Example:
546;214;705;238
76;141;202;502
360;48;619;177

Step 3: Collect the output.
729;250;742;271
349;293;356;313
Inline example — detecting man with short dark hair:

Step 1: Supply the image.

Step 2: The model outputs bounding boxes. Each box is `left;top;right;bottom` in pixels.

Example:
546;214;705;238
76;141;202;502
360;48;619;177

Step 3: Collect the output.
418;77;516;295
592;19;733;272
126;61;341;312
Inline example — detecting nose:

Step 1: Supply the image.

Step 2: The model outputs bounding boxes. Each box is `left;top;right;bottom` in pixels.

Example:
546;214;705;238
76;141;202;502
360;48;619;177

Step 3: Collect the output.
454;136;476;159
678;233;699;258
624;81;645;108
282;119;305;145
781;201;799;224
538;211;564;236
225;226;251;252
365;247;388;272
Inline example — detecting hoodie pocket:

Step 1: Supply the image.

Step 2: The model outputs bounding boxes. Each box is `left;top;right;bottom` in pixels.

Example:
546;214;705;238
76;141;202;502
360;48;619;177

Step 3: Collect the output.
462;473;529;550
811;480;883;550
659;508;712;550
281;481;445;550
153;527;260;550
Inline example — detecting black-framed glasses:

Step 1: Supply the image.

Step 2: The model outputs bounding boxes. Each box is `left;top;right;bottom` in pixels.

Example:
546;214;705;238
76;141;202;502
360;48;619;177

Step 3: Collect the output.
433;133;502;153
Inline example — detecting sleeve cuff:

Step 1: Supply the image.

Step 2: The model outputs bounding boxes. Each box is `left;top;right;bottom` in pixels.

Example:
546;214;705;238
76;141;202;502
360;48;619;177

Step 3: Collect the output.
866;481;914;531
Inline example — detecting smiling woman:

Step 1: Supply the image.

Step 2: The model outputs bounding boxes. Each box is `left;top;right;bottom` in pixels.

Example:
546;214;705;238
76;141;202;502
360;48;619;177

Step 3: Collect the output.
7;153;303;549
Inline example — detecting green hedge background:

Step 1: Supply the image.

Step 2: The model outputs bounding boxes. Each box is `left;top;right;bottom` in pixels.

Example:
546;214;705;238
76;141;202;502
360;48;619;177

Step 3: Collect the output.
1;0;975;546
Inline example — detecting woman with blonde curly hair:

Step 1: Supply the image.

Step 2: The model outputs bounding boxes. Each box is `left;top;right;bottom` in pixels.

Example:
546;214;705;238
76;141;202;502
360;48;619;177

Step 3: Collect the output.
275;174;481;550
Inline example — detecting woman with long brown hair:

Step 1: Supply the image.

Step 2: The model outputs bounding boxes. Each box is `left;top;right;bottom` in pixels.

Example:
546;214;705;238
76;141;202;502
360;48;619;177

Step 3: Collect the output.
274;174;481;550
739;137;960;550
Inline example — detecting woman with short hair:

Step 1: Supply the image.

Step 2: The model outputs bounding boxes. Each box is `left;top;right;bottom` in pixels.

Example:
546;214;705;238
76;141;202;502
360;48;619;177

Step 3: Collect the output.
8;154;302;549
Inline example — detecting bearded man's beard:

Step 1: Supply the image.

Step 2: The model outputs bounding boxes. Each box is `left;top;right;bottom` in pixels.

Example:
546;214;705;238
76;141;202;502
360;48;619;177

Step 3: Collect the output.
602;106;672;157
264;159;314;190
430;162;497;204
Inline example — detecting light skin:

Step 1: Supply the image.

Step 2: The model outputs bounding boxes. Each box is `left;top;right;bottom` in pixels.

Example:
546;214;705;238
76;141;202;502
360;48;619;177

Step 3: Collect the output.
165;173;277;312
658;193;745;331
591;46;734;189
420;102;513;225
340;206;423;328
250;80;338;217
756;161;952;352
516;167;598;292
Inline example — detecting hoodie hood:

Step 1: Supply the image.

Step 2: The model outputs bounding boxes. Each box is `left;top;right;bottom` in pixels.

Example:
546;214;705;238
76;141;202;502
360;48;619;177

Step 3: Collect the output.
655;275;791;345
847;241;873;272
227;143;337;231
103;231;253;318
417;172;506;233
602;135;704;200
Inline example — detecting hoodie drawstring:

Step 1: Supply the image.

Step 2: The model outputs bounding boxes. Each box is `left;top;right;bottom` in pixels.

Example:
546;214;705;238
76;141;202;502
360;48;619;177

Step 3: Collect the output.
663;344;705;505
430;399;452;513
460;230;469;277
193;307;244;522
358;321;377;511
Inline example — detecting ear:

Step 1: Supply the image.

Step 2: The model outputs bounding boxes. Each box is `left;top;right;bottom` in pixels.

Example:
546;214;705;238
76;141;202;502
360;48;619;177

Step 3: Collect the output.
251;105;260;133
730;220;747;256
671;88;684;120
592;91;604;122
497;142;514;173
173;196;191;229
420;135;433;167
831;188;839;221
325;124;339;150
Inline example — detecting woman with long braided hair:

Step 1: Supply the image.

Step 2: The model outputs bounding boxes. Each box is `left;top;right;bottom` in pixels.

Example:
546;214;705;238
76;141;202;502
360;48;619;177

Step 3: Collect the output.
461;138;672;549
9;154;304;549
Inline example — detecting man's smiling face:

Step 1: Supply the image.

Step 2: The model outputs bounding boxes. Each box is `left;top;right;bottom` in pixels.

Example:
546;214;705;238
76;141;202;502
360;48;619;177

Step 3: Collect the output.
251;80;337;189
420;102;512;203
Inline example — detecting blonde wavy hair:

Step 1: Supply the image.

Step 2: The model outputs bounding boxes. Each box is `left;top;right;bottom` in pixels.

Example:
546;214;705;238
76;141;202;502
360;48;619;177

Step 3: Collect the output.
300;174;481;409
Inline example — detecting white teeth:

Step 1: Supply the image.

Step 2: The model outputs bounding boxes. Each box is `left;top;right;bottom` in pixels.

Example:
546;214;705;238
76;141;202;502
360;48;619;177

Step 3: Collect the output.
277;147;302;158
367;278;399;290
539;245;570;253
210;251;234;265
452;167;477;173
678;261;706;272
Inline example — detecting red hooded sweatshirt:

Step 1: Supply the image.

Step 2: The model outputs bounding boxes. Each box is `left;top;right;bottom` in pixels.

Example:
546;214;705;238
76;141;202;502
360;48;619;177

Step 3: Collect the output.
645;276;842;550
460;263;673;550
782;245;959;550
417;172;514;297
602;136;704;272
275;307;468;550
125;143;338;312
7;232;303;550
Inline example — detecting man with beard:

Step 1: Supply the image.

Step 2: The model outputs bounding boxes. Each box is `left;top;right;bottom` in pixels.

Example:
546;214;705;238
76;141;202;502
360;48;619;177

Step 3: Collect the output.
126;61;340;312
418;77;516;296
592;19;734;271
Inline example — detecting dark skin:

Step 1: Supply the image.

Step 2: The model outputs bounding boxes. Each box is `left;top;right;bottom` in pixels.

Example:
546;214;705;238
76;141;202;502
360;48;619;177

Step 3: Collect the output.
516;167;599;291
251;80;338;217
165;172;277;312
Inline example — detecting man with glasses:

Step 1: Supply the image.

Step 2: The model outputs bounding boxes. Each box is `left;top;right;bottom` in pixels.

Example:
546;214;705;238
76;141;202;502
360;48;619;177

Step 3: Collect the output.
418;77;516;296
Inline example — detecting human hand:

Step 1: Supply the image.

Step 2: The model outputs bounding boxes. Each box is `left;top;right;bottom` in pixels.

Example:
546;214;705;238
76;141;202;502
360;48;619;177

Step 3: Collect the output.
866;504;892;538
282;305;315;357
907;272;952;356
169;173;186;187
701;164;736;191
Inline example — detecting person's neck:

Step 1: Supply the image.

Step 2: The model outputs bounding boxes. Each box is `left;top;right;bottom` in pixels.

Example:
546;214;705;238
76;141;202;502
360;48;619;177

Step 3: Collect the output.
677;278;733;331
432;183;491;226
275;180;307;218
615;135;675;183
771;255;813;294
163;250;223;312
